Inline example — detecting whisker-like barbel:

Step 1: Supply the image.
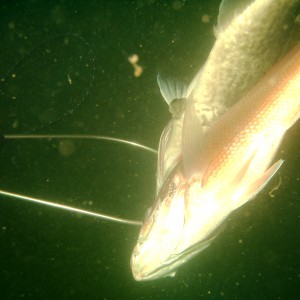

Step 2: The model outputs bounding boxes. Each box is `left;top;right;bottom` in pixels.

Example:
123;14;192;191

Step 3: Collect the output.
0;189;143;226
3;134;158;154
1;134;154;225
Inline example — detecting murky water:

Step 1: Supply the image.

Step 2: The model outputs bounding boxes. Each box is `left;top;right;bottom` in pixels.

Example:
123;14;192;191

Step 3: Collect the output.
0;1;300;299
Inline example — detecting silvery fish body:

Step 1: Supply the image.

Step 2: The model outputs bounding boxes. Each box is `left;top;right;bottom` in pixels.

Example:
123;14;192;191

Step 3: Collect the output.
132;41;300;281
131;0;300;281
156;0;300;192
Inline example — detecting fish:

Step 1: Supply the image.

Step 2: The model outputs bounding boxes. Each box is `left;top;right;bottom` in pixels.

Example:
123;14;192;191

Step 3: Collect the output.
131;41;300;281
191;0;300;110
1;0;299;284
156;0;300;193
131;0;300;280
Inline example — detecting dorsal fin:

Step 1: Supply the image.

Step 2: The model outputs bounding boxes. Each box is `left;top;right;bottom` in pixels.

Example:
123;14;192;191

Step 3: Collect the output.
157;73;187;106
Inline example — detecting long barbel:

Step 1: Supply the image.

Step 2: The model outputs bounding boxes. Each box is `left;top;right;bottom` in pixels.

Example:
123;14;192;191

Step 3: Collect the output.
3;134;158;154
0;189;142;226
1;134;157;225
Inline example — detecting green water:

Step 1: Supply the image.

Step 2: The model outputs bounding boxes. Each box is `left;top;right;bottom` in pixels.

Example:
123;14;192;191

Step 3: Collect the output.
0;0;300;299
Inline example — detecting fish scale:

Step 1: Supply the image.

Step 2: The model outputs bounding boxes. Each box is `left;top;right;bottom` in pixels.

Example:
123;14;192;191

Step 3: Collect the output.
203;43;300;192
131;42;300;281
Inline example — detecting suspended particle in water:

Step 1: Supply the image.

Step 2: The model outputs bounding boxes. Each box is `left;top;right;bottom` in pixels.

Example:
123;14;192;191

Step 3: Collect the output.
58;139;76;157
128;54;143;77
1;34;96;133
202;14;211;24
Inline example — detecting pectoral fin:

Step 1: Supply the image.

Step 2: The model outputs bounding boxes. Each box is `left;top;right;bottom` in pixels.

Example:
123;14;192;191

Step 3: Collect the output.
182;98;205;181
232;159;284;210
156;121;172;193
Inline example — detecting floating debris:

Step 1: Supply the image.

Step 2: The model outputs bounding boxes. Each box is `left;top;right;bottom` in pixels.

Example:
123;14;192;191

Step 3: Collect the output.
128;54;143;77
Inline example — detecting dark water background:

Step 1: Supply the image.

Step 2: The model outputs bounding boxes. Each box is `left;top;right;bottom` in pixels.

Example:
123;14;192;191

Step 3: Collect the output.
0;0;300;299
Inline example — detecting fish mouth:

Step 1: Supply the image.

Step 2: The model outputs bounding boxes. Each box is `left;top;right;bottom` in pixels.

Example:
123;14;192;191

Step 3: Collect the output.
131;237;213;281
130;246;178;281
132;260;177;281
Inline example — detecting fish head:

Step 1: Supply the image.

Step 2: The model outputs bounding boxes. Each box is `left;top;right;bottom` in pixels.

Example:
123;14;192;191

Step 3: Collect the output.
130;166;187;281
130;166;221;281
